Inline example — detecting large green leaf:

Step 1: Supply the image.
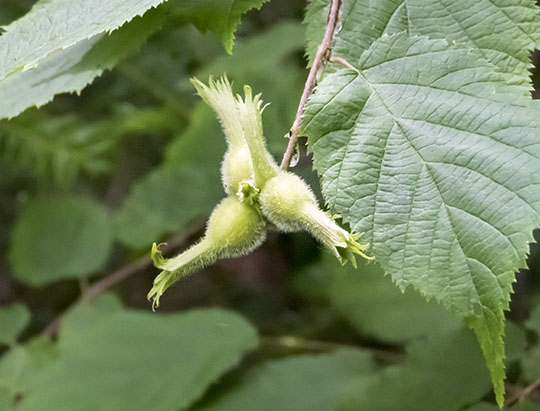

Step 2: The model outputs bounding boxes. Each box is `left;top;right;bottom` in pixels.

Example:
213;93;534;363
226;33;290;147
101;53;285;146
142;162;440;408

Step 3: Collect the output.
338;325;526;411
3;295;257;411
172;0;270;54
325;257;460;343
0;0;170;81
0;337;58;402
305;0;540;87
0;8;168;120
0;0;269;119
9;196;113;286
405;0;540;88
303;32;540;405
202;349;374;411
0;303;30;345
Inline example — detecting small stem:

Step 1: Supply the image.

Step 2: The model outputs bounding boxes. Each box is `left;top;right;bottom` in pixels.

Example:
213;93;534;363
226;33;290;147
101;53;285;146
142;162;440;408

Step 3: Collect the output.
41;225;201;336
260;335;403;364
330;56;360;73
505;377;540;407
280;0;342;170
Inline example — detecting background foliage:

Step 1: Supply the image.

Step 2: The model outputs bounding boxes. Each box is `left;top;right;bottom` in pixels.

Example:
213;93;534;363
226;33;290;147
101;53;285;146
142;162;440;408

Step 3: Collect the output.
0;0;539;410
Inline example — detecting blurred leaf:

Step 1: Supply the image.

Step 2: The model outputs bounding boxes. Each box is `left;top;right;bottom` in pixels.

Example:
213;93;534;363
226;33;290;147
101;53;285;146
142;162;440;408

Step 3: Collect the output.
0;110;117;186
325;257;460;343
0;389;11;411
338;324;526;411
0;337;58;400
10;196;113;286
522;346;540;382
338;329;493;411
13;295;257;411
522;305;540;381
527;305;540;335
115;105;225;248
464;403;498;411
0;105;182;186
171;0;270;54
512;402;540;411
0;303;30;345
201;349;374;411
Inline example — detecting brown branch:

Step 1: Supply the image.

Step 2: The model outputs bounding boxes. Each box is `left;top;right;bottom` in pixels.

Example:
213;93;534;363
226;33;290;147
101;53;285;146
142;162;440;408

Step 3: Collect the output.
505;378;540;408
260;335;403;364
41;228;199;336
280;0;342;170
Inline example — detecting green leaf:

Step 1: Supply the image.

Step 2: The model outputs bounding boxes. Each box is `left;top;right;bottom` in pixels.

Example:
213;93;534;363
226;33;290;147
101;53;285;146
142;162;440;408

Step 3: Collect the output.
14;295;257;411
522;305;540;381
115;105;225;248
304;32;540;406
0;0;169;81
526;305;540;335
521;344;540;382
0;0;268;119
201;349;374;411
338;327;519;411
0;337;58;400
303;0;327;67
0;110;119;186
465;403;499;411
10;196;113;286
305;0;540;88
0;303;30;345
304;0;409;65
511;402;540;411
172;0;270;54
0;389;11;411
325;257;460;343
405;0;540;88
0;8;169;119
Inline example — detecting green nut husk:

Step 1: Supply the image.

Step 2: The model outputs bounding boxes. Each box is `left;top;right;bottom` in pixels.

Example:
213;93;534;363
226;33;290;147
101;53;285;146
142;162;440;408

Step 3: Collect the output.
260;171;373;267
148;76;373;310
191;76;278;202
148;196;266;309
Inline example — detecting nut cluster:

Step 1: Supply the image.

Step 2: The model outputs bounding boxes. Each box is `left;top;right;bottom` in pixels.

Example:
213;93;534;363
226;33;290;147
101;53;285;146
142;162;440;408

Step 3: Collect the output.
148;76;372;309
